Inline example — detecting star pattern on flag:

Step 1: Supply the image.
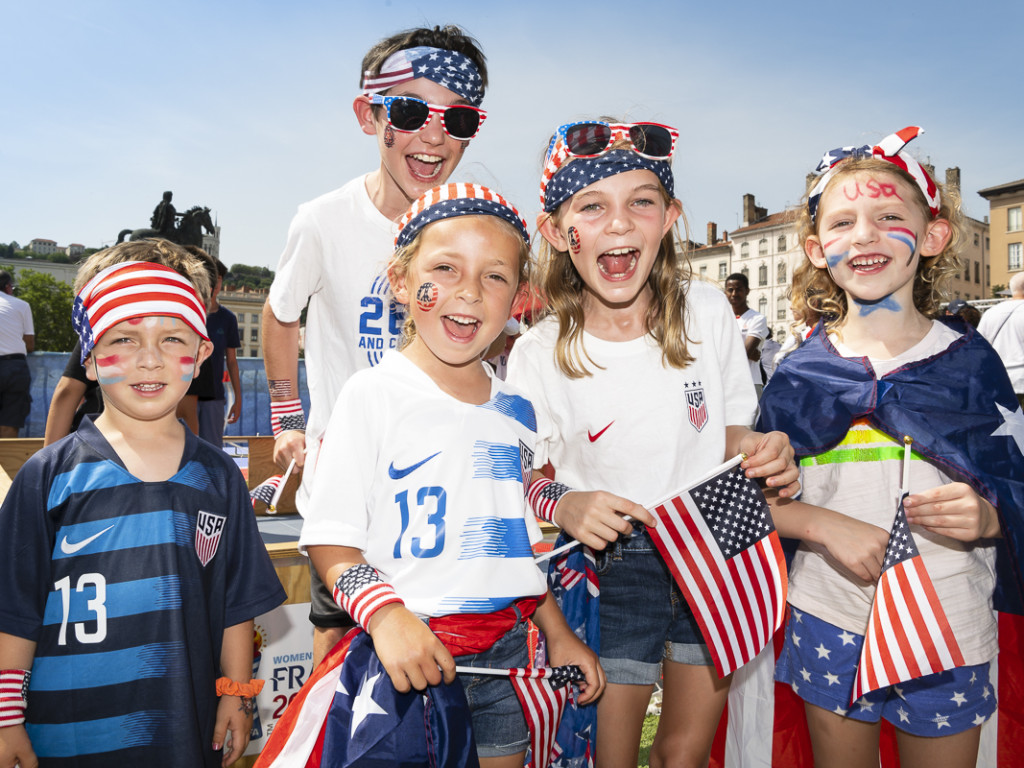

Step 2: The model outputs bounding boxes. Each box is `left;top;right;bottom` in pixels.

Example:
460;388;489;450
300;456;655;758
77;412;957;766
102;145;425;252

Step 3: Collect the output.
351;671;388;736
992;401;1024;457
690;469;773;559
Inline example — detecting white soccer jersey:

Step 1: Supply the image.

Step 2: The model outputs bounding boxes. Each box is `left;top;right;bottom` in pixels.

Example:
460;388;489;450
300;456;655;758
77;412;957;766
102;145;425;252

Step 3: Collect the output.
299;352;547;618
507;280;757;507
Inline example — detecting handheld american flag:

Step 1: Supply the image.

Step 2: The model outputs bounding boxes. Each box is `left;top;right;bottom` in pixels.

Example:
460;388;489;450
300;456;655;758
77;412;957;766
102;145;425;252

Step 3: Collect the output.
250;474;284;510
851;494;965;703
645;456;787;678
454;664;584;768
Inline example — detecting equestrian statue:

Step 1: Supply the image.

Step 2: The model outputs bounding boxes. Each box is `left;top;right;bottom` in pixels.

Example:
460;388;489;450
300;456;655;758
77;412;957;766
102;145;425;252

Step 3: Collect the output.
117;191;215;248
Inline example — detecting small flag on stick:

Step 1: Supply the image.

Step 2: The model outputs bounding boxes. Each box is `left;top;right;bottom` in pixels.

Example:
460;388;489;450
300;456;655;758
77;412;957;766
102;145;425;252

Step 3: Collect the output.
249;458;295;513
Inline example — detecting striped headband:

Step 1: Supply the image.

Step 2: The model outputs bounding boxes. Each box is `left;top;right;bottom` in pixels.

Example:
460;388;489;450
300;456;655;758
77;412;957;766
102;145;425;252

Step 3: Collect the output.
807;126;940;222
362;46;484;107
72;261;209;362
395;183;530;251
541;146;674;213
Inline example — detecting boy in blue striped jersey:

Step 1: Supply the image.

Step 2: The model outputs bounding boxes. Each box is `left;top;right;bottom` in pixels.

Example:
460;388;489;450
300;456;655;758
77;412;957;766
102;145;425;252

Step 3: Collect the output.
0;240;285;767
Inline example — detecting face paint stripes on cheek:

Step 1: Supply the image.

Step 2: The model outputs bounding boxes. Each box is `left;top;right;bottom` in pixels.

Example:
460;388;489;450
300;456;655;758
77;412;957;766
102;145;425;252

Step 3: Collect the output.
416;282;438;311
885;227;918;265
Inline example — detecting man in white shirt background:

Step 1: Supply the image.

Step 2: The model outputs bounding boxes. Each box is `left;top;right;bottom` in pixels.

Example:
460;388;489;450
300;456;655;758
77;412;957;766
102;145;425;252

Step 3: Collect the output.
978;271;1024;409
0;271;34;437
725;272;768;396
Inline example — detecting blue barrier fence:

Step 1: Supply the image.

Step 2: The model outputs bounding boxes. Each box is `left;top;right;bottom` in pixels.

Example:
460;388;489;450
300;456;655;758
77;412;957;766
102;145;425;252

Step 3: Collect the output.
22;354;308;439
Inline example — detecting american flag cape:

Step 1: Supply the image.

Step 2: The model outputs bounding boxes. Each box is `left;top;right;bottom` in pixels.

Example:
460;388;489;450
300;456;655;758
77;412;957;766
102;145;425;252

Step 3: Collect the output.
507;666;585;768
545;535;599;767
253;629;479;768
852;494;965;702
646;460;788;678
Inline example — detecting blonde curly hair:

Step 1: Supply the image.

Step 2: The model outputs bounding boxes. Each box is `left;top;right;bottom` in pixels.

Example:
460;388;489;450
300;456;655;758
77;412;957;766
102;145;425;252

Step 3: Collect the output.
792;157;964;330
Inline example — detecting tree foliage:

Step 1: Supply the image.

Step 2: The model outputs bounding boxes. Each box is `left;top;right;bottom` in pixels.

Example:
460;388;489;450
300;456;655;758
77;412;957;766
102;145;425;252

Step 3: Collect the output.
15;269;77;352
224;263;274;292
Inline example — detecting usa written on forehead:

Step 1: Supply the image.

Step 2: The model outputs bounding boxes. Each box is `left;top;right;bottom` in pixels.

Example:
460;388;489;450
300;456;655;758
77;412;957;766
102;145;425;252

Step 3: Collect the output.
839;177;903;202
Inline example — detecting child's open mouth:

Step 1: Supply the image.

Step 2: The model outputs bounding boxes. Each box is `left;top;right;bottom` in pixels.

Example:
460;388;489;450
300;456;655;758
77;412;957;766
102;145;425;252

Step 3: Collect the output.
442;314;479;340
597;248;639;281
132;383;165;393
408;153;444;181
848;254;891;274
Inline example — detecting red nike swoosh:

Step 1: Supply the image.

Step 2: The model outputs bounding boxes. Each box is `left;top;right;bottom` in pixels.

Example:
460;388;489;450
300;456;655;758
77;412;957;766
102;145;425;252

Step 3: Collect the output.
588;422;614;442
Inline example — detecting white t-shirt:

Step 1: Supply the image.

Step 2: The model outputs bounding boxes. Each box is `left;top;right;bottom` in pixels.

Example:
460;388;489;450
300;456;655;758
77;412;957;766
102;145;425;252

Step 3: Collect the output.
978;299;1024;394
735;308;769;387
268;175;399;514
299;351;547;618
0;292;33;355
506;281;757;507
790;321;998;665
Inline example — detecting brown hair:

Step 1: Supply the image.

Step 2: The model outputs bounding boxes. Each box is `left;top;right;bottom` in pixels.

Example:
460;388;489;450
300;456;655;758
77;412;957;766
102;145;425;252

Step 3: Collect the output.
74;239;212;307
792;157;963;331
535;139;695;378
360;25;488;94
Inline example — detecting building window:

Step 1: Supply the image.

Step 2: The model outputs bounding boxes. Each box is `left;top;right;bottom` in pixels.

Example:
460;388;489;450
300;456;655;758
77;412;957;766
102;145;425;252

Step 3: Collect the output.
250;328;259;343
251;313;259;324
777;307;787;320
740;242;749;258
741;266;749;279
699;265;707;278
758;264;768;286
758;238;768;257
758;296;768;315
718;262;727;280
964;261;970;281
1009;207;1023;233
777;262;786;284
974;233;980;246
1010;242;1023;272
975;262;980;284
777;235;786;252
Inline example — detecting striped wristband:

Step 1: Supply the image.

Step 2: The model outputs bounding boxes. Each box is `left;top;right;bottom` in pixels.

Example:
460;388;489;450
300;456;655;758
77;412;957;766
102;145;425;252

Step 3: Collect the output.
527;477;575;523
333;564;404;630
0;669;30;728
270;399;305;437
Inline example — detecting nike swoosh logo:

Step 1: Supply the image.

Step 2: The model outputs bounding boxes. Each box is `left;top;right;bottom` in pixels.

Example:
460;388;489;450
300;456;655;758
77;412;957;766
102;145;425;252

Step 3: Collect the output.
588;422;614;442
388;451;441;480
60;524;116;555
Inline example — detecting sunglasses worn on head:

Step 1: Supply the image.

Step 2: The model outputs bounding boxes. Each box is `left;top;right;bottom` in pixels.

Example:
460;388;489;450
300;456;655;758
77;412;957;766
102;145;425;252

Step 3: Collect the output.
554;121;678;161
370;95;487;140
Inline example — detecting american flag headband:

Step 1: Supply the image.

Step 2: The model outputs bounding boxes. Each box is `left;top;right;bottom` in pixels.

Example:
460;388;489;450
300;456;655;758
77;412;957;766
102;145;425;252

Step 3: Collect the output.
361;46;484;107
540;147;674;213
807;126;940;223
72;260;208;362
395;183;530;251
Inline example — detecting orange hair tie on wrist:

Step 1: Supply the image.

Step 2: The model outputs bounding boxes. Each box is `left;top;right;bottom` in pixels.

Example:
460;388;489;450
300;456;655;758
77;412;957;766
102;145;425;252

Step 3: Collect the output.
215;677;265;698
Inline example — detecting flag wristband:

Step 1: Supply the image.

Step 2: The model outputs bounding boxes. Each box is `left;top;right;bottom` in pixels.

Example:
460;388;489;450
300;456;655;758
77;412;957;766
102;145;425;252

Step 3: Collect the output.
527;477;576;523
270;398;305;437
215;677;266;698
0;669;30;728
333;564;404;630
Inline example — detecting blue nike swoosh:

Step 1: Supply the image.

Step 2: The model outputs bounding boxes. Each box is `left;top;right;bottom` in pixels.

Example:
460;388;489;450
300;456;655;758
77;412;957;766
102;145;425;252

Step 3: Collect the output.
388;451;441;480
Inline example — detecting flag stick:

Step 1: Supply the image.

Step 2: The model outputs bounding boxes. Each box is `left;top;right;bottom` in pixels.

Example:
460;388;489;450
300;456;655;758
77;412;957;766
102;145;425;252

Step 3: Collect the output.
533;538;579;564
901;436;913;496
267;457;296;514
454;665;512;677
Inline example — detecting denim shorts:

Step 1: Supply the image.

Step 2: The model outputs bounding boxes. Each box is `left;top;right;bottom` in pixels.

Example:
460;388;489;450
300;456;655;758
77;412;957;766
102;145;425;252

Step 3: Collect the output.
456;618;530;757
596;526;712;684
776;607;996;736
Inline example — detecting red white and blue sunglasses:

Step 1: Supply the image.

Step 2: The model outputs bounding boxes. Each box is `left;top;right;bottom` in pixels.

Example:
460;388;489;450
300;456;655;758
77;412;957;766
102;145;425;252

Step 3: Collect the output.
370;94;488;140
549;121;678;161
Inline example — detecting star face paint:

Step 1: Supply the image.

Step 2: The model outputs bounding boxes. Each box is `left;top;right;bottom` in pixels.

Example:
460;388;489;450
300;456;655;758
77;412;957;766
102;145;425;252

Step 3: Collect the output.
568;226;581;255
416;282;438;312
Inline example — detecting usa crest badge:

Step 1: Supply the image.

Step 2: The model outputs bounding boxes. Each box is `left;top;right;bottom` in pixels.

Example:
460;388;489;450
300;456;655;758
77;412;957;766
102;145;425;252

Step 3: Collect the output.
519;440;534;495
195;510;227;566
685;382;708;432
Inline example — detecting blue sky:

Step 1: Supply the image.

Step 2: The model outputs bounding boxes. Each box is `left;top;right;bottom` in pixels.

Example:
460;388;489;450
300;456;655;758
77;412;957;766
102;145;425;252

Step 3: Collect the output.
4;0;1022;270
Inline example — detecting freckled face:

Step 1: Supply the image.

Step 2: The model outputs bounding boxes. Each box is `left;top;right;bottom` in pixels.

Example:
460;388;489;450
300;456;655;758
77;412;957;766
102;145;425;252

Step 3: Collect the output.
807;171;932;309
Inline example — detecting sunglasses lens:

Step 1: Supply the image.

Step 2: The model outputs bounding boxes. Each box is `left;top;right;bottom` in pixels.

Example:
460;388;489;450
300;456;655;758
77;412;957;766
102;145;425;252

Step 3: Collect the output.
564;123;613;156
442;106;481;139
629;124;674;158
387;97;430;131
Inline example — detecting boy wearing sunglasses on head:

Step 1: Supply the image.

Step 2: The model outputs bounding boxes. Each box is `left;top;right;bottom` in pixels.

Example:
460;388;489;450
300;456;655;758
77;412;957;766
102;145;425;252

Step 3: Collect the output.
262;25;489;666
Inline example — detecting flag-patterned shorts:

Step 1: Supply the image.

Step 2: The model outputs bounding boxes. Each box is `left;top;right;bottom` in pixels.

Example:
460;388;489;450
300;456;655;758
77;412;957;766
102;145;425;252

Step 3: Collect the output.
775;607;996;737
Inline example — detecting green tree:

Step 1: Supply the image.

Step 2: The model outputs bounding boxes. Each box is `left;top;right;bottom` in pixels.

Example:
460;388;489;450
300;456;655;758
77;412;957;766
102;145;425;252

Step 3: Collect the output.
225;263;275;292
992;284;1006;299
15;269;77;352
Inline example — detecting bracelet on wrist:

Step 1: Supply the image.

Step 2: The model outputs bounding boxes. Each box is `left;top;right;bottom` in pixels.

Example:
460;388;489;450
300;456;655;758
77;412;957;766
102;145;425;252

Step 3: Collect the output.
527;477;575;523
0;669;30;728
270;398;306;437
333;564;404;630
